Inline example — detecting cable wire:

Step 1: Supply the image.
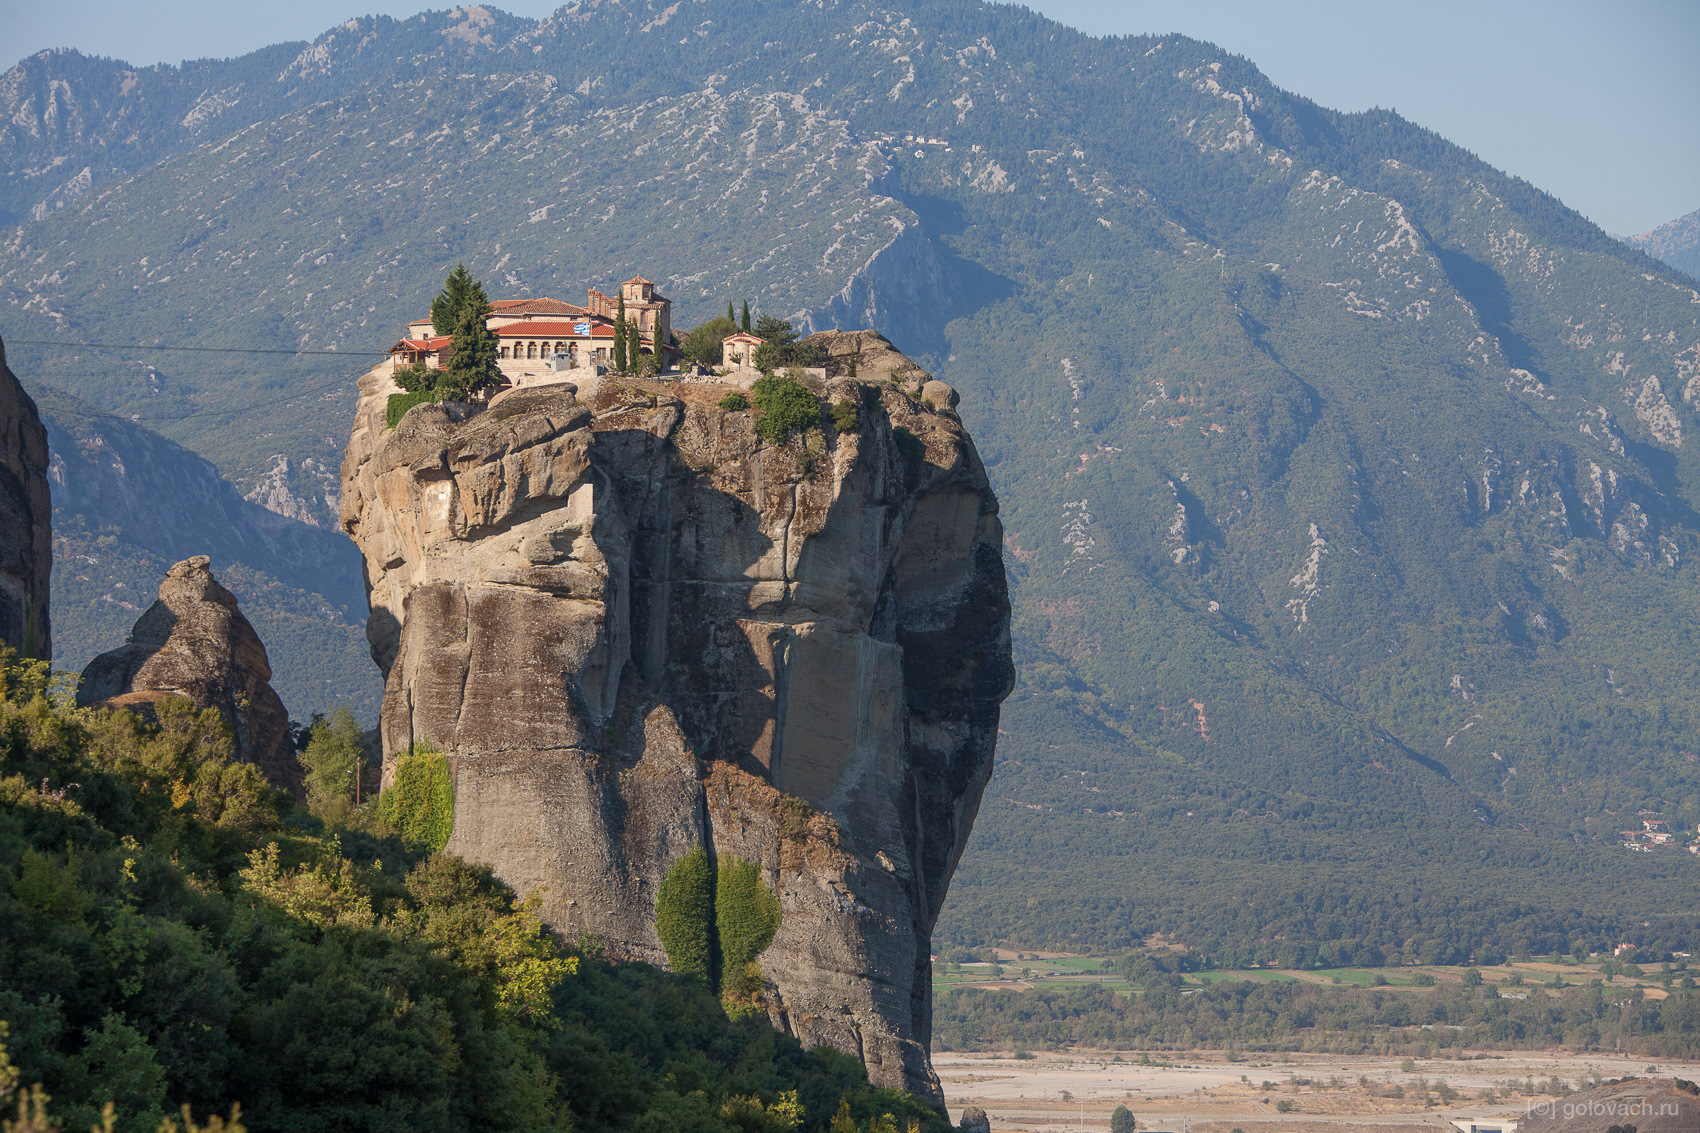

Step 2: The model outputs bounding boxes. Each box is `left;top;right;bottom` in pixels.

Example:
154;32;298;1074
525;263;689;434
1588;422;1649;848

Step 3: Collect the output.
39;371;363;422
7;338;388;357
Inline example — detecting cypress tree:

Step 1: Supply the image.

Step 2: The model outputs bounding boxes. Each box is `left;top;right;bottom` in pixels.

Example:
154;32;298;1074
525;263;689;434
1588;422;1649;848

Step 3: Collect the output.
727;300;736;324
741;300;751;333
614;296;628;372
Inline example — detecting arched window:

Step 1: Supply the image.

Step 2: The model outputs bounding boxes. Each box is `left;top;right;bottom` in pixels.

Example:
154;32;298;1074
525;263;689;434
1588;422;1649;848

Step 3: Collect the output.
500;346;509;358
527;342;536;359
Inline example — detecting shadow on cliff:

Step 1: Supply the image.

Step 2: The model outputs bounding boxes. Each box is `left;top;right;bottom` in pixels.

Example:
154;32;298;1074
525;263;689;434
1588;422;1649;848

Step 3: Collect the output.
596;426;783;787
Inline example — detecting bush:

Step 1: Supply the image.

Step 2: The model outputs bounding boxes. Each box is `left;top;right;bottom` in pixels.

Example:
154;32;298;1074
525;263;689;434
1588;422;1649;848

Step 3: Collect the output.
385;387;442;429
391;361;434;393
717;855;782;972
1111;1104;1136;1133
1275;1100;1295;1113
655;847;717;985
749;372;823;444
375;741;454;852
719;392;750;411
831;397;859;433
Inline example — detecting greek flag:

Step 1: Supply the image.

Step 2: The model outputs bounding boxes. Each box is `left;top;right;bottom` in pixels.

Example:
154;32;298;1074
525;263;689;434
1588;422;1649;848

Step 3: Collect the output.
574;322;591;336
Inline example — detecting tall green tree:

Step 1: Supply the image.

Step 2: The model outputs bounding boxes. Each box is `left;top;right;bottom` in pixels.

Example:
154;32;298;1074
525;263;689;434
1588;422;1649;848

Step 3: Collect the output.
439;298;501;399
627;321;643;373
613;296;628;373
740;300;751;333
682;315;738;368
727;300;736;325
429;263;479;335
299;707;366;824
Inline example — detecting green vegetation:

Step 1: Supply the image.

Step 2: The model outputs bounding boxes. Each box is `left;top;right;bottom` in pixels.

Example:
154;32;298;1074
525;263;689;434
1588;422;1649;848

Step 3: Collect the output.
655;848;718;985
385;385;444;428
719;392;750;412
0;648;948;1132
614;296;629;374
717;856;782;970
374;741;454;853
717;855;784;1016
654;849;784;1014
749;372;824;445
438;281;501;400
687;315;739;369
830;398;860;434
934;975;1700;1057
429;263;481;336
398;265;502;405
296;708;367;826
1110;1104;1134;1133
751;316;824;374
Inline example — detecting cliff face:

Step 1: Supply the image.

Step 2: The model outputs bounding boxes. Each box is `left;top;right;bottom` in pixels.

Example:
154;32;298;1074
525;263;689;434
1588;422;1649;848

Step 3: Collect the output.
341;344;1012;1098
0;337;51;660
77;556;297;794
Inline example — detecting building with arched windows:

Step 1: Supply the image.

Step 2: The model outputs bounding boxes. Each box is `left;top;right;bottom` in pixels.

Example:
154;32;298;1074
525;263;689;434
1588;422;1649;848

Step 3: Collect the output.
388;276;672;379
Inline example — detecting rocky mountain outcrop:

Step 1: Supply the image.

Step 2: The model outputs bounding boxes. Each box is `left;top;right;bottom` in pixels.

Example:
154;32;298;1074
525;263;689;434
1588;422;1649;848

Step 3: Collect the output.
0;336;50;659
341;355;1012;1098
78;556;297;794
29;382;380;720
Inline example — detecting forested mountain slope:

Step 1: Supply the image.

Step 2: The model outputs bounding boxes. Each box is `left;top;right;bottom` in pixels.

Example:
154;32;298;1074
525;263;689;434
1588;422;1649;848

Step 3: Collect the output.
3;0;1699;958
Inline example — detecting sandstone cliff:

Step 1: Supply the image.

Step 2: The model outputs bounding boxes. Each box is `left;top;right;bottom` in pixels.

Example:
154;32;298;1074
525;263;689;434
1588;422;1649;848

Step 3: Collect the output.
0;337;51;659
78;556;297;794
341;337;1012;1098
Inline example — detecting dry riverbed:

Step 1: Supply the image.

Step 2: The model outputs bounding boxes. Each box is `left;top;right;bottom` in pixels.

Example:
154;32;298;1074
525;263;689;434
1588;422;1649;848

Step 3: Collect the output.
935;1050;1700;1133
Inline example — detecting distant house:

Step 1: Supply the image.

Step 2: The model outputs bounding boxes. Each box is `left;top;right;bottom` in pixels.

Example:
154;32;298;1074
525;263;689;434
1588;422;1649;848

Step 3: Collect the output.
722;332;765;370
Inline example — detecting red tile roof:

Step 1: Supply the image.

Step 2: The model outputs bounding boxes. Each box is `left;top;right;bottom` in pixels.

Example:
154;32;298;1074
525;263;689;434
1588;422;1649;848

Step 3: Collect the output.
494;321;626;338
494;297;589;316
389;336;452;353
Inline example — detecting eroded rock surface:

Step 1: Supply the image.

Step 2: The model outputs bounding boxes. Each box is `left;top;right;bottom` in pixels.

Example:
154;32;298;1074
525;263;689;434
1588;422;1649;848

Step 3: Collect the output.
78;556;297;793
341;356;1012;1097
0;337;51;659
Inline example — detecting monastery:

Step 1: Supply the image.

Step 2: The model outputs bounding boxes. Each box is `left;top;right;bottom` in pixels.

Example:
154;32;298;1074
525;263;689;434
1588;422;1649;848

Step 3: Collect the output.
388;276;672;378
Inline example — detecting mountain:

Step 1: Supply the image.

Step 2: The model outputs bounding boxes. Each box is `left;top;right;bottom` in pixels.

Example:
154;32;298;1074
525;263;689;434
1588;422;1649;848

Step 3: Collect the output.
3;0;1699;960
1628;206;1700;281
29;382;382;720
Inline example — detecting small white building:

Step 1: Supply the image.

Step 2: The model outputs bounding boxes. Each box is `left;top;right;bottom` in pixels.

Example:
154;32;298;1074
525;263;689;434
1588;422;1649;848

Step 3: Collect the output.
722;332;765;370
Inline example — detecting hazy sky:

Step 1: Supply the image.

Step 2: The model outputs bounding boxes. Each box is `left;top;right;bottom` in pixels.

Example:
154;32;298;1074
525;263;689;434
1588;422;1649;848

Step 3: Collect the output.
4;0;1695;234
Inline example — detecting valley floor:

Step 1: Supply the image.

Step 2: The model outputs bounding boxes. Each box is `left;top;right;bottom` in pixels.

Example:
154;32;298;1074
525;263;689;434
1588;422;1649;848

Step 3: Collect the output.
935;1050;1699;1133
